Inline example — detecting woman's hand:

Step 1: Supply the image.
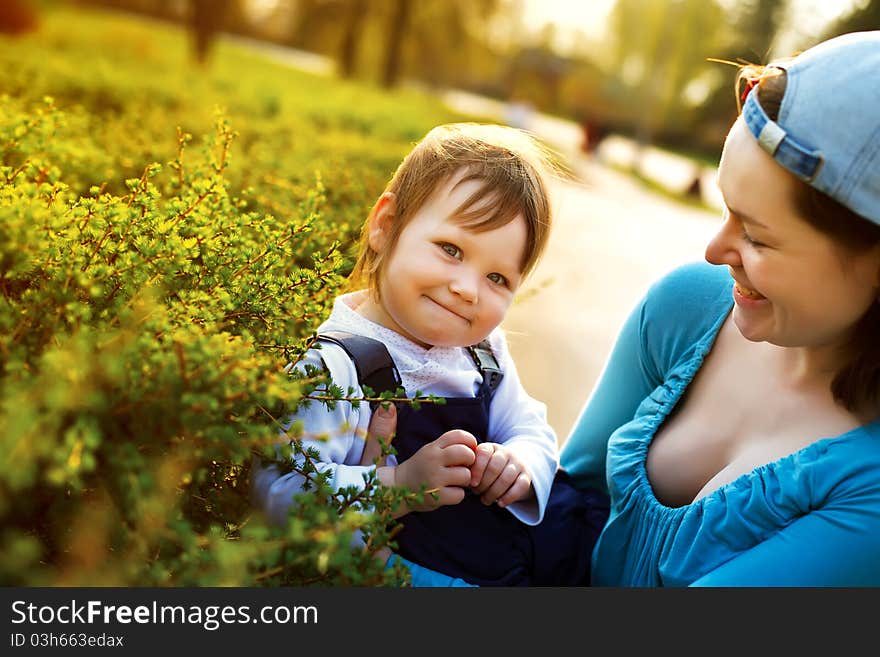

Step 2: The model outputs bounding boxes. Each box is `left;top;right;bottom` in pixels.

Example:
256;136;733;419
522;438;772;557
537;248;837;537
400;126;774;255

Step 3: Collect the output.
359;403;397;467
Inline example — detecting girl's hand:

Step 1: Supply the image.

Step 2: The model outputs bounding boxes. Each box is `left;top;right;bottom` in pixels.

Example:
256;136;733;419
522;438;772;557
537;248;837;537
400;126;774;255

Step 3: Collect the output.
469;443;533;508
388;429;477;512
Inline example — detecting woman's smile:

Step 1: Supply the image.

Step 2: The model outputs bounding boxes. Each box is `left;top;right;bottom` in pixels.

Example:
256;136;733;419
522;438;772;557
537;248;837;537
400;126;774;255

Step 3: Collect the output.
733;281;766;302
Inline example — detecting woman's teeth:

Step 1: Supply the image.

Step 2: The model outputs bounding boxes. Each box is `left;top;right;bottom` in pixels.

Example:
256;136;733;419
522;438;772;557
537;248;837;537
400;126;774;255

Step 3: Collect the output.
735;282;764;300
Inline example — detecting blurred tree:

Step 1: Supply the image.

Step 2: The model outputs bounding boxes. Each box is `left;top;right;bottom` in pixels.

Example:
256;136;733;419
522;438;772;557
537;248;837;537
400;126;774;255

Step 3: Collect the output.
283;0;504;90
651;0;724;136
723;0;783;63
338;0;367;78
689;0;786;155
0;0;38;35
224;0;260;39
822;0;880;38
404;0;503;90
558;58;619;127
608;0;724;157
286;0;339;52
76;0;258;47
74;0;185;22
610;0;675;152
381;0;410;87
503;41;571;112
190;0;232;65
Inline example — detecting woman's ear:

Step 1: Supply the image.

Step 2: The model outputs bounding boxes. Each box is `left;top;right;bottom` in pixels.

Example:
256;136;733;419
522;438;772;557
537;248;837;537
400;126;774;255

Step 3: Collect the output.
368;192;396;253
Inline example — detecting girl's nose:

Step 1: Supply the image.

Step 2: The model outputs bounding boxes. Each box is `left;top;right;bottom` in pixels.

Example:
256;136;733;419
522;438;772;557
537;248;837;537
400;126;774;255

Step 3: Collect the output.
449;273;478;303
705;215;742;268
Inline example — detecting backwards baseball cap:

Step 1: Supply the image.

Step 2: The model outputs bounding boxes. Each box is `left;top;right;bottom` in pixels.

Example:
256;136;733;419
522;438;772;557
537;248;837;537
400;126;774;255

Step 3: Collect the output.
741;30;880;225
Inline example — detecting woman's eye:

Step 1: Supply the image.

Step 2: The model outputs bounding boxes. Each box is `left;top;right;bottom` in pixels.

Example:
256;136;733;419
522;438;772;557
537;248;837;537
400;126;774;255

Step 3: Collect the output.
488;272;508;286
440;243;461;258
741;230;765;247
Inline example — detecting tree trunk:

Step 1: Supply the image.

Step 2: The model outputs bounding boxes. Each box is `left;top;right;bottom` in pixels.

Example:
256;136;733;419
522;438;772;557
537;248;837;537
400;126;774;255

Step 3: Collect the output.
381;0;411;88
338;0;367;79
0;0;38;35
190;0;231;66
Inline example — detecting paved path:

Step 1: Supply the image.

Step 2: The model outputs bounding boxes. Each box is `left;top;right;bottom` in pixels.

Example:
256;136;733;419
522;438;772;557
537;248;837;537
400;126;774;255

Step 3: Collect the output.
501;158;719;444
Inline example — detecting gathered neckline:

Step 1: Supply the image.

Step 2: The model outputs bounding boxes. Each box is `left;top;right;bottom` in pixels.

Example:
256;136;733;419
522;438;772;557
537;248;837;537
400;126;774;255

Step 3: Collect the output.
633;302;880;513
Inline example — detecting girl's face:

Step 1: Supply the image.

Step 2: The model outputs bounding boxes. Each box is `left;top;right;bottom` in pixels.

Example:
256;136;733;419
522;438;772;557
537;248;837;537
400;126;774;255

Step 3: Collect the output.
706;118;880;350
359;173;527;349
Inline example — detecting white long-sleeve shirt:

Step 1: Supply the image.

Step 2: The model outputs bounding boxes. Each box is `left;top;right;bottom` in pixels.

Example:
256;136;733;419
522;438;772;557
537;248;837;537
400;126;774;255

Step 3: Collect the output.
252;290;559;528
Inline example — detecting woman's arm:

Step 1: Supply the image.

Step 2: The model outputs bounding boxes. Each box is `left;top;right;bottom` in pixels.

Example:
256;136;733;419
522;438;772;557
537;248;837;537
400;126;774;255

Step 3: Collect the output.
689;503;880;586
560;262;732;493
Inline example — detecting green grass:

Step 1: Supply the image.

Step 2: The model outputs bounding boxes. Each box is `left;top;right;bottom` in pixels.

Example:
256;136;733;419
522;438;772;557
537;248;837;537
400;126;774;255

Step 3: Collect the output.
0;3;486;586
1;4;473;251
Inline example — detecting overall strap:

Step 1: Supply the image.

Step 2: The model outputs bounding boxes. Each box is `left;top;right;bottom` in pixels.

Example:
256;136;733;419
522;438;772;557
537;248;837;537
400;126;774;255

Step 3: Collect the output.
316;330;402;399
467;340;504;395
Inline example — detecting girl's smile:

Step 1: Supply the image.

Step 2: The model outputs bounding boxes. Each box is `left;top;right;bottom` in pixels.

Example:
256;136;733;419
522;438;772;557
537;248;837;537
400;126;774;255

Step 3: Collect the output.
358;171;527;349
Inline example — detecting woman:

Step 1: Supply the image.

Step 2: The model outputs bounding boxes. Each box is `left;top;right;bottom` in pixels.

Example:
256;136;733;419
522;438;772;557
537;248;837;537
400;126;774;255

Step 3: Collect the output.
369;31;880;586
560;30;880;586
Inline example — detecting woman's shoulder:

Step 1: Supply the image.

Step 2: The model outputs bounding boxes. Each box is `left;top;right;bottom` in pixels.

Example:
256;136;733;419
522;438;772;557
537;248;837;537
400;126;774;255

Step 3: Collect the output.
643;261;733;311
636;262;733;374
819;421;880;491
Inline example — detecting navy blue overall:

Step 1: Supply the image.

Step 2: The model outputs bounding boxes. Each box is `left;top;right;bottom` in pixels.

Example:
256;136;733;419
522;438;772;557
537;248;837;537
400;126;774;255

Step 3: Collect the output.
318;331;609;586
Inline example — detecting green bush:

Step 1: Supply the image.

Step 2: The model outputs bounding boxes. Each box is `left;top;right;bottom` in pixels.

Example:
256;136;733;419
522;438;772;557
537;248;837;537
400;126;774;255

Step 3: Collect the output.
0;6;466;586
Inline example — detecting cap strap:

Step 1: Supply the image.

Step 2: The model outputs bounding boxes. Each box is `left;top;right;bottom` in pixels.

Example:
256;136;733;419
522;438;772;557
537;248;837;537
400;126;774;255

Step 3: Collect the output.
742;89;824;182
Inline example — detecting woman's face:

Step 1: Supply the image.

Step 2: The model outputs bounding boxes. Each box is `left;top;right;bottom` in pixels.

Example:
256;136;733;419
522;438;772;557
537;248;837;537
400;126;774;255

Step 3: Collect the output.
706;118;880;349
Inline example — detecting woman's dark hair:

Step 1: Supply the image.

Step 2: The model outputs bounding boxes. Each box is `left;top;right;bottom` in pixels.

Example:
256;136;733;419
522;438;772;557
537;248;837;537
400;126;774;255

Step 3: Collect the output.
737;65;880;415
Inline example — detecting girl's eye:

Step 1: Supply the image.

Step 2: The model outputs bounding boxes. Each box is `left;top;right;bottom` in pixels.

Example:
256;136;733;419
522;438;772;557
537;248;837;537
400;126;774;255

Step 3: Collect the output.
440;243;461;259
487;272;508;287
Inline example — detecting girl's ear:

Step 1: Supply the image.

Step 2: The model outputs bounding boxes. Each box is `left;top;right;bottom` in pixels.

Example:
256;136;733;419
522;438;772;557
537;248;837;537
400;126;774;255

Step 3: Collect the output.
368;192;396;253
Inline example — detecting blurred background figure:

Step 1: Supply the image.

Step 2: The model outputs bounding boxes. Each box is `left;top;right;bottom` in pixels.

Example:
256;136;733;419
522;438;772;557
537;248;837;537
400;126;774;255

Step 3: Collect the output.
579;115;607;157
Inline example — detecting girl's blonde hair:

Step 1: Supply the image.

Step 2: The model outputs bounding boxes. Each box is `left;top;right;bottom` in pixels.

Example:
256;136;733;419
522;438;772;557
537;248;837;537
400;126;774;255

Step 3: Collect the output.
349;122;560;297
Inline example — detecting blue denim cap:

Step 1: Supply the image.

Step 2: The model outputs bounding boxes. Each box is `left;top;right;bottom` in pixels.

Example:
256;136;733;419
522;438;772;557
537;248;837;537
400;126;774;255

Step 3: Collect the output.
742;30;880;225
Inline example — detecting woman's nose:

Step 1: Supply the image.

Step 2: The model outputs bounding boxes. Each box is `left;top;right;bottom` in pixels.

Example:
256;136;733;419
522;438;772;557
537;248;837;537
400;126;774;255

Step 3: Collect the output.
705;216;742;267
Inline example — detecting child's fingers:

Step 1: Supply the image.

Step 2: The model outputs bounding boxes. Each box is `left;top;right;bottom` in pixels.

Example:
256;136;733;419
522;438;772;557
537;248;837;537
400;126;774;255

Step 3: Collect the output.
441;444;477;467
436;429;478;451
442;465;473;489
435;485;467;507
480;462;520;505
472;451;507;495
469;443;494;487
496;472;532;508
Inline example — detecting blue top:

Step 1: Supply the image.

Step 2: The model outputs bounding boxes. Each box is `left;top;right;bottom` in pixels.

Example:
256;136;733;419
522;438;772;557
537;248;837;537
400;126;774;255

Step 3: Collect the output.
402;261;880;586
561;261;880;586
